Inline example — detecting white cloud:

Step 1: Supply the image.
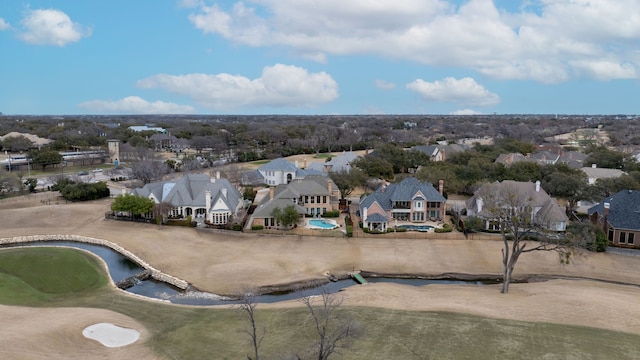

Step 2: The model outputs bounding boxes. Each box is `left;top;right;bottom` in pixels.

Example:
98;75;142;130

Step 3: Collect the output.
136;64;338;110
186;0;640;82
406;77;500;107
569;60;638;81
78;96;195;114
375;80;396;90
451;109;482;115
0;18;10;30
19;9;91;46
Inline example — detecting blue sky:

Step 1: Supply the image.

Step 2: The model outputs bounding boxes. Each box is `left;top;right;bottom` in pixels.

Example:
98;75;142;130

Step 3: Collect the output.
1;0;639;115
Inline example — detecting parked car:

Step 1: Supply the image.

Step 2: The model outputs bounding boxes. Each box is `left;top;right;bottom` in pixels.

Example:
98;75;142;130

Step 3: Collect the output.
77;171;88;176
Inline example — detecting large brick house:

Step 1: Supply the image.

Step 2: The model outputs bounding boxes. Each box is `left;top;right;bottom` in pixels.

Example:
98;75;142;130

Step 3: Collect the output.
248;175;340;229
359;177;446;232
588;190;640;248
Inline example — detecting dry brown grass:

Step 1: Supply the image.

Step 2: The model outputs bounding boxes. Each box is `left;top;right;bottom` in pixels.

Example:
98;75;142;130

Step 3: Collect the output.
4;193;640;358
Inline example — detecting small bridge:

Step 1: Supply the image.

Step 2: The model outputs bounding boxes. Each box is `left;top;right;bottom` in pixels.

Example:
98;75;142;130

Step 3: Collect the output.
350;272;368;285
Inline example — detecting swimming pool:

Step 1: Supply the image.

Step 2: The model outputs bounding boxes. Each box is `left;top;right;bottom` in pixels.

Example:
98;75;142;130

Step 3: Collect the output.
308;219;339;230
398;224;434;232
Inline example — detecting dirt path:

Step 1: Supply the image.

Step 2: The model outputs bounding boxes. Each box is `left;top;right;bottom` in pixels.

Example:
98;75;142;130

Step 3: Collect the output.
3;194;640;357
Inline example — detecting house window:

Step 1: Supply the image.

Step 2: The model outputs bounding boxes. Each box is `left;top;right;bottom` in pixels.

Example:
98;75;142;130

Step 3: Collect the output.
414;200;423;209
322;208;326;214
323;196;327;203
311;196;315;204
629;233;635;245
608;229;614;243
304;196;309;204
317;196;321;203
270;218;274;227
619;232;626;244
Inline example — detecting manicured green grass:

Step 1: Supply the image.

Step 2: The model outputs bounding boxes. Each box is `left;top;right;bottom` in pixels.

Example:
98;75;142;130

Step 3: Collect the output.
0;247;107;304
2;247;640;359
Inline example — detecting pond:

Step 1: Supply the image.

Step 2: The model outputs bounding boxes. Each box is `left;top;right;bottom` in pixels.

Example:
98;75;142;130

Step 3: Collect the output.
1;241;494;306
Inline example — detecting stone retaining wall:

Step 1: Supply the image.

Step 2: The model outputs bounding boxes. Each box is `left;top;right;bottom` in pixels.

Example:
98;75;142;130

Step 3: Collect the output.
0;234;189;290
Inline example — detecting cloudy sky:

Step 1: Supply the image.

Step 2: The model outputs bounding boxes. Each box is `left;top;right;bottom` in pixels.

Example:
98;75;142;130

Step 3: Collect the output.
1;0;639;115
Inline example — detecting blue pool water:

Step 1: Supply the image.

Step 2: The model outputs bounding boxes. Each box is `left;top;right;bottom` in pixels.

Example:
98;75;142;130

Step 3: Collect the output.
308;219;338;229
398;224;434;232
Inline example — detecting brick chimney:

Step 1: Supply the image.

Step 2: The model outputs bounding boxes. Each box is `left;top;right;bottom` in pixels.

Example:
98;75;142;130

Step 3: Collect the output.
269;186;274;201
438;179;444;196
205;190;211;211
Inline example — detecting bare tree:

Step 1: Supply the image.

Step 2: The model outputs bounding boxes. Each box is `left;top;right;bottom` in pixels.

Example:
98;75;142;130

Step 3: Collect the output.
131;160;169;184
477;181;583;293
218;163;243;185
151;201;173;224
297;287;363;360
0;167;21;194
236;291;265;360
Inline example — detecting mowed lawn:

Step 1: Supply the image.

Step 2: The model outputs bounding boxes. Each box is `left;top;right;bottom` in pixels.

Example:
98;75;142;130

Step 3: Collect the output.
1;247;640;359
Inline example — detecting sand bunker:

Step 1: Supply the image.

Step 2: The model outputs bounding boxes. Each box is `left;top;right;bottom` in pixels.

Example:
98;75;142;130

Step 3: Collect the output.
82;323;140;348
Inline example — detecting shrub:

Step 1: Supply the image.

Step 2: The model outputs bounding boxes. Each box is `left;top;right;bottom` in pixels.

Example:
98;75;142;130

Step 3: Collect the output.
346;225;353;237
435;224;453;233
232;224;243;231
323;210;340;218
165;219;195;227
464;216;484;232
59;181;110;201
251;225;264;230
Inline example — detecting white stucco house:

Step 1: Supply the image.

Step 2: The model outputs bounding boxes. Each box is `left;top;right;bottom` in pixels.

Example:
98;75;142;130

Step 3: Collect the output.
131;172;243;225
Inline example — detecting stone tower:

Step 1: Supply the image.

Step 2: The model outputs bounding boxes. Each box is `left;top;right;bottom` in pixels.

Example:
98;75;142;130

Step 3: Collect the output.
107;139;120;165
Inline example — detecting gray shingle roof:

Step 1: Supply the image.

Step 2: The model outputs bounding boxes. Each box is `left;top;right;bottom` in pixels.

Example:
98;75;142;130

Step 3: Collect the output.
365;213;388;223
588;190;640;230
466;180;567;225
252;198;306;217
413;145;439;157
306;151;360;173
258;158;298;172
131;173;241;210
360;177;445;212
